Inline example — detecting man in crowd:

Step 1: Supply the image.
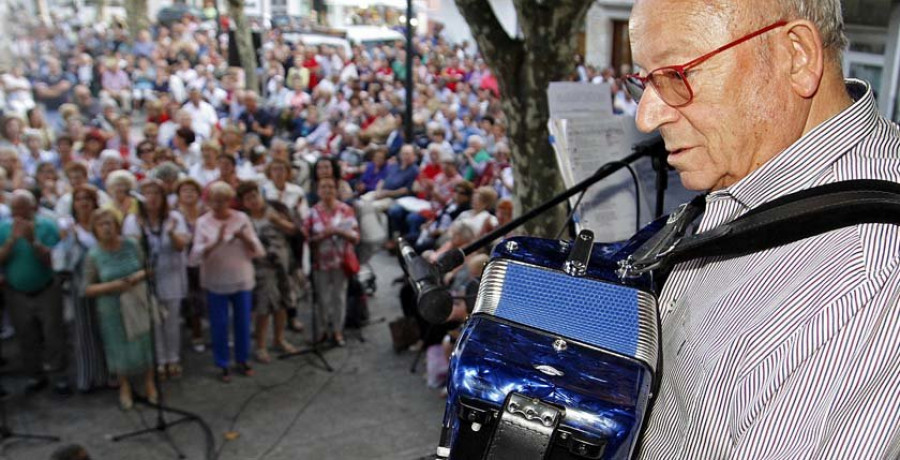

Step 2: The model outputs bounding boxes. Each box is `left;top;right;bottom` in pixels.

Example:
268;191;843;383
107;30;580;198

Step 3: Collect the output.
0;190;67;394
238;92;275;147
33;57;75;127
628;0;900;457
183;86;218;141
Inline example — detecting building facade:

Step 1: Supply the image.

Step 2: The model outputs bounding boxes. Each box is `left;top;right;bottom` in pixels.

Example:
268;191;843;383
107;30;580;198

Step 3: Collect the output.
585;0;900;121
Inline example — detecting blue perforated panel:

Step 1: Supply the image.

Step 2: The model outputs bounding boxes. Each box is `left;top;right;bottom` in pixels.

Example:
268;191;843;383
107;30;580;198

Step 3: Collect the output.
494;263;639;358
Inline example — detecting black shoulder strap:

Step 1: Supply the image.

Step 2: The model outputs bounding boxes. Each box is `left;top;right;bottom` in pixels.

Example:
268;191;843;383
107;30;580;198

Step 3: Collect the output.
621;180;900;277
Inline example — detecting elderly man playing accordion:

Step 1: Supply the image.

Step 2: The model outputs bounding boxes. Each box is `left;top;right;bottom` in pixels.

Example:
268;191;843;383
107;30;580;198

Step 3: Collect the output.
624;0;900;457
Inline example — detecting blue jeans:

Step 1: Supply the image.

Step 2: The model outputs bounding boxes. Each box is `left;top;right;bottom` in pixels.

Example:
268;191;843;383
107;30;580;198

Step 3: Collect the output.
404;212;427;243
207;290;252;369
387;204;408;238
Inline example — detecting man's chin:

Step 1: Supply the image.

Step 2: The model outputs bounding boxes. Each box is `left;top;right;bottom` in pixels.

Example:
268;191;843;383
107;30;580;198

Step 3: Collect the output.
676;171;714;192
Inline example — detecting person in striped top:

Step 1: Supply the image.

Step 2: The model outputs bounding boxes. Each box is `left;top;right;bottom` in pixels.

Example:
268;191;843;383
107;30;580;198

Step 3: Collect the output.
625;0;900;458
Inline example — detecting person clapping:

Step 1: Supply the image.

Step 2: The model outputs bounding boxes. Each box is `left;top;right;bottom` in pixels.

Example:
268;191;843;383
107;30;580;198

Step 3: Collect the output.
189;182;265;382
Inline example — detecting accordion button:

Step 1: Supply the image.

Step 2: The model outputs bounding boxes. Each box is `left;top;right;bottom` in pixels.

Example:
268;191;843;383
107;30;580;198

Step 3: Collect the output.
553;339;568;352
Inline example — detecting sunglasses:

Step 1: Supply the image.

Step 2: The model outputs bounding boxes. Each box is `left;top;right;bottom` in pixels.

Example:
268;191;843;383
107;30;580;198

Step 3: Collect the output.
624;20;787;108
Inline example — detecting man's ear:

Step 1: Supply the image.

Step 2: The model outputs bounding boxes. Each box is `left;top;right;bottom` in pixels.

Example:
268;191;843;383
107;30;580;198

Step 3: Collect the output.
784;19;825;99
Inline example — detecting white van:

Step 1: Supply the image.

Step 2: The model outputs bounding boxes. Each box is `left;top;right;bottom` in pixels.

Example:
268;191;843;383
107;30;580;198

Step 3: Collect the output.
282;32;353;56
338;25;405;51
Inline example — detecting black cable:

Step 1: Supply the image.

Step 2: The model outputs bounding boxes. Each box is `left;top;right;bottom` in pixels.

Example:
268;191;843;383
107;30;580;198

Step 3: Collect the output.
212;358;311;460
555;188;589;240
255;349;353;460
554;160;643;240
606;161;643;234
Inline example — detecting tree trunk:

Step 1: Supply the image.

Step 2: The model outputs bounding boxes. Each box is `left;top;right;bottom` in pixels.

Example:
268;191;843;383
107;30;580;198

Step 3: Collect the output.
124;0;149;44
95;0;106;23
455;0;591;238
226;0;259;93
34;0;50;24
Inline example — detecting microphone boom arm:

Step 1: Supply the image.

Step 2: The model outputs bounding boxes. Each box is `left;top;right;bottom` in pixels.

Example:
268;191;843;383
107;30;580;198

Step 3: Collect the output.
436;144;659;273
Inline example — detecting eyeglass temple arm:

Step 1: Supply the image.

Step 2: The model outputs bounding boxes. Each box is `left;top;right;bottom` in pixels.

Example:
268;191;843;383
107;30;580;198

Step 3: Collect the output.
681;20;788;71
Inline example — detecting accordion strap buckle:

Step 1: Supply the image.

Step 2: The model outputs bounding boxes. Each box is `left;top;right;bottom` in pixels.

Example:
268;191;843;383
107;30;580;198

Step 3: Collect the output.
485;393;563;460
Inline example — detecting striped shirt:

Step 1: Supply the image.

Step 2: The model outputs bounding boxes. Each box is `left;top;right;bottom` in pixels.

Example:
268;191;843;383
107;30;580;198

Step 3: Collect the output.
638;80;900;459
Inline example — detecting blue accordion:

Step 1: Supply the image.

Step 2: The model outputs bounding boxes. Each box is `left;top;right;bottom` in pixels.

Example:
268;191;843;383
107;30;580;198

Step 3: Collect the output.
438;227;661;460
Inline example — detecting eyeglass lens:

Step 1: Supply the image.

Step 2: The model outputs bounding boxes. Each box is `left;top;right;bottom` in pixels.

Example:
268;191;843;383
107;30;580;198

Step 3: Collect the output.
626;69;693;107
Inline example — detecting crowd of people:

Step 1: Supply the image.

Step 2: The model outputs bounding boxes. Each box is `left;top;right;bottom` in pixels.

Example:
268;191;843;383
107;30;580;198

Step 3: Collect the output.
0;7;643;404
0;8;526;407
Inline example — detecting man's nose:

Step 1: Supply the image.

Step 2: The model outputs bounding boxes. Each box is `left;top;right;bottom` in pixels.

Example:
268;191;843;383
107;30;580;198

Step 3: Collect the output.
634;85;679;133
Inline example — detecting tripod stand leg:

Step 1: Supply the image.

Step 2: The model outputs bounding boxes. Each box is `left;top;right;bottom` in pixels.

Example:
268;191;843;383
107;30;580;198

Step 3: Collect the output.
312;350;334;372
0;429;60;442
410;346;424;374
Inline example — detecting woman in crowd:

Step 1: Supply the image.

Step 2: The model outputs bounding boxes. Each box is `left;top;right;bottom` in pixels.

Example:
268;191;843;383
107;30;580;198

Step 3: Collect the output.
84;208;156;409
0;148;29;190
189;140;221;186
123;179;191;379
236;182;298;362
56;161;111;217
175;178;208;352
59;185;107;392
305;177;359;347
262;158;307;219
26;107;55;150
190;182;264;382
215;153;241;189
261;158;308;332
309;156;354;205
413;180;473;252
104;170;140;222
453;186;498;238
355;146;389;195
36;161;64;211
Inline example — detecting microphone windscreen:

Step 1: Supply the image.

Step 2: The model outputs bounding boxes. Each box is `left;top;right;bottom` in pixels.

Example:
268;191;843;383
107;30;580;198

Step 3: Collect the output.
419;286;453;324
435;248;466;275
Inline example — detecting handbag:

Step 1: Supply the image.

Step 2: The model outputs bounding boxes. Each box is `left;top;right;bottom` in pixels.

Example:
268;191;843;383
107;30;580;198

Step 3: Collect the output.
388;316;421;353
341;241;360;277
119;280;164;341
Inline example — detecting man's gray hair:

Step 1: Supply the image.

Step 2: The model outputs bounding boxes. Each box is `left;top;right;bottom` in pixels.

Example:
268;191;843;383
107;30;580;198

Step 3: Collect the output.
779;0;848;52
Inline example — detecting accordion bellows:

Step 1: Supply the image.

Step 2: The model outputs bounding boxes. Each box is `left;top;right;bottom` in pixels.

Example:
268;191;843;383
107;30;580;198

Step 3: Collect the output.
442;233;660;460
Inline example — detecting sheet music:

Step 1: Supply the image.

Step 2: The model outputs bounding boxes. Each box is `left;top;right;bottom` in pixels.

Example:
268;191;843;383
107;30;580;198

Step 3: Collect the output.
548;82;653;242
548;82;613;118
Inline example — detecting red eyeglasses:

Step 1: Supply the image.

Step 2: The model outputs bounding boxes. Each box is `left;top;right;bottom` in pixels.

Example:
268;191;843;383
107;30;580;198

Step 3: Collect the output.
624;20;788;108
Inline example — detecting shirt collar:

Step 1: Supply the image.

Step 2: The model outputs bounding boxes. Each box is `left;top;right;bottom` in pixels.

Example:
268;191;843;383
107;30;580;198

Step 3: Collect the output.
712;79;879;211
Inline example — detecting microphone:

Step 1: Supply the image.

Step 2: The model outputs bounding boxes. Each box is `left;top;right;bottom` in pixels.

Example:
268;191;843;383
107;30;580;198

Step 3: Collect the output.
397;238;454;324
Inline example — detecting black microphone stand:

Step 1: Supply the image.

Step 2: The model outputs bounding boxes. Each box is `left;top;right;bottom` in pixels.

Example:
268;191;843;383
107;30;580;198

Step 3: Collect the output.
278;270;334;372
110;223;210;459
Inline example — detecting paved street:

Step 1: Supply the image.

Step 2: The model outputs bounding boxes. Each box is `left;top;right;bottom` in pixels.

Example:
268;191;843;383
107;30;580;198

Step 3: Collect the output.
0;251;445;460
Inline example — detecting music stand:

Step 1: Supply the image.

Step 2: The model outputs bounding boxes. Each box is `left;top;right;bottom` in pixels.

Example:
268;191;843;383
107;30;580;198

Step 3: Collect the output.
109;236;206;459
279;270;333;371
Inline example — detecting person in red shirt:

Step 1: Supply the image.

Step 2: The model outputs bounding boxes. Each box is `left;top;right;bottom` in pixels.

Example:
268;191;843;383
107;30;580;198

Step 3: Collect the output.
302;48;321;92
414;143;445;199
442;57;466;92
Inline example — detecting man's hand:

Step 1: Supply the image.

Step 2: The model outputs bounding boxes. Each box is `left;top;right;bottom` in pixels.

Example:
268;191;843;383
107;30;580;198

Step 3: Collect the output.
11;218;34;242
23;221;35;243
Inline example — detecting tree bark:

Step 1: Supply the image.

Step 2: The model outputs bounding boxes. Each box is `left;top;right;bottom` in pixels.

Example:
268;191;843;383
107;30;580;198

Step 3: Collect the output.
455;0;591;238
124;0;149;44
227;0;259;92
94;0;106;23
